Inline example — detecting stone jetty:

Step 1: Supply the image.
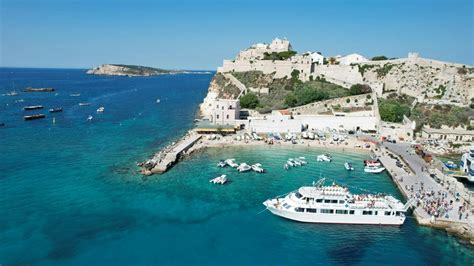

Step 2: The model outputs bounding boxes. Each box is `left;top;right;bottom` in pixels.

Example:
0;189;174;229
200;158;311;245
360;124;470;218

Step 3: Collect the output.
374;141;474;245
139;133;202;175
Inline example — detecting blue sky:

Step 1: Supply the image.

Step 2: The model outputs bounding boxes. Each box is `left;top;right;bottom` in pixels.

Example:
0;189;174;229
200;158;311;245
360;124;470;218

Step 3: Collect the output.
1;0;473;69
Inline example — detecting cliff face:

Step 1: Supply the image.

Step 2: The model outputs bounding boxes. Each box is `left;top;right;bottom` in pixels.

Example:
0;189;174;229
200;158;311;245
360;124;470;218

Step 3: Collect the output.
87;64;181;76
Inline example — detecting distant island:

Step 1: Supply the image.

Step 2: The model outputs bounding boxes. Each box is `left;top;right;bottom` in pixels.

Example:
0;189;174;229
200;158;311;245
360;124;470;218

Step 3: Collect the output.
87;64;185;76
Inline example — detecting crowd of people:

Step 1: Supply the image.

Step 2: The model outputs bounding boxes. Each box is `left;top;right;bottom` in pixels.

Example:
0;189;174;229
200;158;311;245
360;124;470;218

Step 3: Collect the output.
406;181;470;220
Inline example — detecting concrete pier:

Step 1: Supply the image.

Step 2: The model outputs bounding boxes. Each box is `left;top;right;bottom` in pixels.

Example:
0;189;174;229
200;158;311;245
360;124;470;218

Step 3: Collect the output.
374;141;474;244
141;133;202;175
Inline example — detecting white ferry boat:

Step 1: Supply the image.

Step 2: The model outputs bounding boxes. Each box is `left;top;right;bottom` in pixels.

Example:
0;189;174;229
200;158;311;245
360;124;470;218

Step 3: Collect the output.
460;148;474;182
263;179;411;225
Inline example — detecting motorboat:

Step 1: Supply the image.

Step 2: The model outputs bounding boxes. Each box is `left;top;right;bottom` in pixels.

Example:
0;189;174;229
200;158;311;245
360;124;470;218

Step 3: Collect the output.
87;115;93;121
296;157;307;165
3;91;18;96
364;165;386;174
210;175;227;184
79;103;91;106
284;164;289;170
364;160;381;167
237;163;252;172
317;154;332;162
49;108;63;113
292;159;302;166
251;163;264;173
225;159;239;168
301;132;308;139
23;105;43;110
217;160;227;168
444;161;457;170
70;93;80;97
156;98;161;103
97;107;105;113
263;178;411;225
287;159;295;167
308;132;315;140
252;132;262;140
24;114;45;120
344;162;355;171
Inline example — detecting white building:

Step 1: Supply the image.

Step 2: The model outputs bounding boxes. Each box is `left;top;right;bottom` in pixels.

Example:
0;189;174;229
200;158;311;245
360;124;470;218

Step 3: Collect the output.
337;53;368;65
209;99;240;126
237;38;292;60
247;115;302;133
310;52;324;65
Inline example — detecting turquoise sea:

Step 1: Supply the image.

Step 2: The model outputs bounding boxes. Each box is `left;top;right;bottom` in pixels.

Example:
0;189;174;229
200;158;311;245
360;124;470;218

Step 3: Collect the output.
0;68;472;265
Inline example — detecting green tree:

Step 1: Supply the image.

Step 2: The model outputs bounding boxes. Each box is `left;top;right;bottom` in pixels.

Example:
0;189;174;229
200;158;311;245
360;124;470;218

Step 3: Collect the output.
371;56;388;61
285;93;298;107
349;84;372;95
240;92;259;109
379;99;411;122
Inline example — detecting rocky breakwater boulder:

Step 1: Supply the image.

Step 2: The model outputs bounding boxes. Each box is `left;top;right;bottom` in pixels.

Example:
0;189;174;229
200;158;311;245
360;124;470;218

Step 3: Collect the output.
445;224;474;245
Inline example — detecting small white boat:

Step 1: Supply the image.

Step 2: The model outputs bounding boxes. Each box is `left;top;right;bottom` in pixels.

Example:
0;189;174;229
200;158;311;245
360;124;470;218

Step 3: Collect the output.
251;163;264;173
308;132;315;140
301;132;308;139
156;98;161;103
287;159;295;167
87;115;93;121
284;164;289;170
317;154;332;162
79;102;91;106
296;158;307;165
70;93;80;97
217;160;227;168
225;159;239;168
364;165;386;174
97;107;105;113
293;159;302;166
210;174;227;184
237;163;251;172
344;162;355;171
4;91;18;96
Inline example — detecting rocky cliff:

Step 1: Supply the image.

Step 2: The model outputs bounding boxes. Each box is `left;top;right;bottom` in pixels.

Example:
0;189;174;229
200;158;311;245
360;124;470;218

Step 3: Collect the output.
87;64;182;76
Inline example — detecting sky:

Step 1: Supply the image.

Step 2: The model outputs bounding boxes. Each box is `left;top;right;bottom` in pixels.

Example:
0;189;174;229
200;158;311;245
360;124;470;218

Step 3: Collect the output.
0;0;473;69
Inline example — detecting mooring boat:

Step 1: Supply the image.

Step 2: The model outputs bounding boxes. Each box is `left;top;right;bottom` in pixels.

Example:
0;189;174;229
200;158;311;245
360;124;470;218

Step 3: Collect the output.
97;107;105;113
344;162;354;171
24;114;46;120
263;178;411;225
364;165;386;174
49;108;63;113
225;159;239;168
210;175;227;184
237;163;252;172
251;163;264;173
23;105;43;110
217;160;227;168
317;154;332;162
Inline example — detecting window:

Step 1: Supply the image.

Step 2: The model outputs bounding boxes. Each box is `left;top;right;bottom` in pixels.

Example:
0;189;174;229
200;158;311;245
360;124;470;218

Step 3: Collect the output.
320;209;334;214
222;106;224;110
331;200;338;204
396;211;402;216
295;192;303;199
374;211;378;215
316;199;323;203
295;207;305;212
384;211;392;216
336;210;348;214
216;115;219;119
283;203;291;209
324;199;331;203
349;210;355;215
226;115;229;119
217;105;219;109
307;208;317;213
362;211;373;215
339;200;345;204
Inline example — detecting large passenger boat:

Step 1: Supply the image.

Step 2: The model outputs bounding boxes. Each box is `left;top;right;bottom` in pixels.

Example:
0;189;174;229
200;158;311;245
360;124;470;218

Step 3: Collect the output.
263;179;412;225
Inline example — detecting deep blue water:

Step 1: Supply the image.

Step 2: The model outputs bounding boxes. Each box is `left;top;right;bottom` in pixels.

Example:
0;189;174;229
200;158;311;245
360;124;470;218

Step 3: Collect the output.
0;68;472;265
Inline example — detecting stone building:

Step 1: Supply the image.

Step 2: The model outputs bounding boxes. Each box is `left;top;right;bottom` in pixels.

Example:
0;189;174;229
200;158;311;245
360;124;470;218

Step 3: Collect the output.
209;99;240;126
421;127;474;143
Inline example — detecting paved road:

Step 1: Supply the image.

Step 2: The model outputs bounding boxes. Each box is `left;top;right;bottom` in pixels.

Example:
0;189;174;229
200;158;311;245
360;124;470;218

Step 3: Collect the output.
378;141;473;225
